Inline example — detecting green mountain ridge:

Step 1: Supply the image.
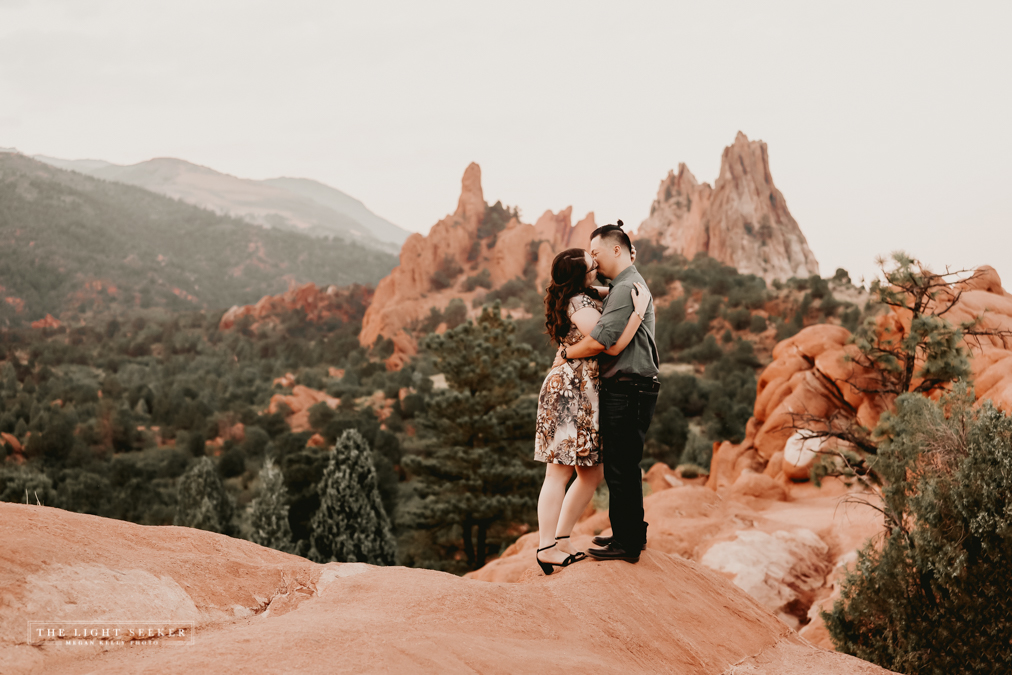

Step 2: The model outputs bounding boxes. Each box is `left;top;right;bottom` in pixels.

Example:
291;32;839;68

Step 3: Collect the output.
33;155;409;252
0;153;397;325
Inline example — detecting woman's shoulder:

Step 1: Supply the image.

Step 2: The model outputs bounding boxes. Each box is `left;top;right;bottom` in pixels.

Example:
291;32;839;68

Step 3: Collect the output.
567;292;602;316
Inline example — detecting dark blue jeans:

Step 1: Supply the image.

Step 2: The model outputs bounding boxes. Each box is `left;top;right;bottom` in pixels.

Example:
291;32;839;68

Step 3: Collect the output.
600;377;659;550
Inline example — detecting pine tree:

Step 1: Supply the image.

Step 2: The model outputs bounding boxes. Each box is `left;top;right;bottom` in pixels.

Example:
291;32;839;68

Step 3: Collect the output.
174;456;234;535
824;385;1012;673
308;429;396;565
249;457;293;552
401;303;544;570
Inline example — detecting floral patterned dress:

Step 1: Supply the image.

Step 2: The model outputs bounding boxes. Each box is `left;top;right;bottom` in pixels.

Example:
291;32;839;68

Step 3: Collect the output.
534;293;602;466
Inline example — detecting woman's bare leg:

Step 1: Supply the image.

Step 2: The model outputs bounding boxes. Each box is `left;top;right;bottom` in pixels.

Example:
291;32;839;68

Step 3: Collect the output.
555;464;605;554
537;463;575;564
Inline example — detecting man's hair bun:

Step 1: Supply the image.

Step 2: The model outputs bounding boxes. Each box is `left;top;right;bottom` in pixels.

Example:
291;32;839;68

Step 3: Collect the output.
616;219;624;228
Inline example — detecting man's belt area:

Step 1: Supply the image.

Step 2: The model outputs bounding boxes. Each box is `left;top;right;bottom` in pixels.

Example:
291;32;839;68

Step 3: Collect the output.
602;374;661;392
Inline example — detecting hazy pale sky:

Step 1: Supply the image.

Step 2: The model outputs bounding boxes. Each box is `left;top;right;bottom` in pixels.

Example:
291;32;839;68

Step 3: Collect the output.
2;0;1009;284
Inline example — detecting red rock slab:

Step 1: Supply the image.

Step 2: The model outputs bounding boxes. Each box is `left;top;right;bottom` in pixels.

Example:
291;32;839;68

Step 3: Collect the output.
0;500;896;675
5;546;892;674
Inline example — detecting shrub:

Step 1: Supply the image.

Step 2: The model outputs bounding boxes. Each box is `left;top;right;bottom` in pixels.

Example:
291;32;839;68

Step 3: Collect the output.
0;465;56;504
679;334;723;364
725;307;751;331
56;469;112;515
443;298;468;330
841;306;861;332
630;238;667;265
679;432;713;471
749;314;768;333
476;201;519;241
430;255;464;290
677;463;709;479
483;277;532;305
219;445;247;478
696;293;723;327
644;406;688;467
824;387;1012;673
668;320;704;352
462;269;492;292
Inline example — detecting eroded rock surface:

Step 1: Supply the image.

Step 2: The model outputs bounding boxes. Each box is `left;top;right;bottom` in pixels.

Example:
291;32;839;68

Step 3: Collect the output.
708;266;1012;490
1;502;894;674
637;131;820;283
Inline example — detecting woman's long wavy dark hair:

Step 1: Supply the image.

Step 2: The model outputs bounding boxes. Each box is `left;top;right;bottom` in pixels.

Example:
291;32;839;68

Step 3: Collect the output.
544;248;600;345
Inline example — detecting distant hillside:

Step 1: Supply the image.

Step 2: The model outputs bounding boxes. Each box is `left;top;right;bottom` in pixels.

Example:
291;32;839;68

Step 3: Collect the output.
0;153;397;325
261;176;406;247
33;155;408;253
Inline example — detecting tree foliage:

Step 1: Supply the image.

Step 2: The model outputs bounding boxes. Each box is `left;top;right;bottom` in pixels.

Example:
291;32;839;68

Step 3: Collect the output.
249;457;293;552
309;429;396;565
400;303;543;571
852;252;979;398
0;153;395;325
174;456;235;535
825;386;1012;674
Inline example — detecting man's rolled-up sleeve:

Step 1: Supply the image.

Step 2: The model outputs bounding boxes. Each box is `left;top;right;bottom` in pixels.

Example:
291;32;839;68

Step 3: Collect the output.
590;284;634;349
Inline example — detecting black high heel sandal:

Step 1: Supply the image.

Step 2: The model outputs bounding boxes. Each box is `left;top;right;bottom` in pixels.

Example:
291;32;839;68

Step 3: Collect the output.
555;535;587;564
536;540;587;575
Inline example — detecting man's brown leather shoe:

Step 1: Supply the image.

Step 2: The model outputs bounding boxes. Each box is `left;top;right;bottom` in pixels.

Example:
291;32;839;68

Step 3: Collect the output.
588;543;640;563
591;535;646;550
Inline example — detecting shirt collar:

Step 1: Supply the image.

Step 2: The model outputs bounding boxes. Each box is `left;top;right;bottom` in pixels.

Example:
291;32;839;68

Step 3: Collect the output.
607;264;637;288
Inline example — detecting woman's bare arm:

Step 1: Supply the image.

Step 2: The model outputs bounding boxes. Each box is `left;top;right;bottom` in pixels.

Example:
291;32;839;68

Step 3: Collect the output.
570;306;602;338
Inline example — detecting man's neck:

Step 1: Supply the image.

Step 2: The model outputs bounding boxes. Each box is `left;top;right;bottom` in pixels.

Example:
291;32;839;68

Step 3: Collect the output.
611;259;633;278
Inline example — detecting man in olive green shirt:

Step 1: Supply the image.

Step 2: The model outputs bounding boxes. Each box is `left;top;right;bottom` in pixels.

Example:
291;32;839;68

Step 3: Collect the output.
556;223;660;562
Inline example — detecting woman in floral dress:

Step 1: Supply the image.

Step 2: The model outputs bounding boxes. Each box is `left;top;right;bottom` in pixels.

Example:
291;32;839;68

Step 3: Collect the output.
534;247;649;573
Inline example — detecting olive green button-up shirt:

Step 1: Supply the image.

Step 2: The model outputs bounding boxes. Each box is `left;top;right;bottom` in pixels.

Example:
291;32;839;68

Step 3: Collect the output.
589;265;660;379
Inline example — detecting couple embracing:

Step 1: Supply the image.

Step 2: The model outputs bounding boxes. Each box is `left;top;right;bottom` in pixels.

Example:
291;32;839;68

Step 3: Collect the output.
533;221;661;574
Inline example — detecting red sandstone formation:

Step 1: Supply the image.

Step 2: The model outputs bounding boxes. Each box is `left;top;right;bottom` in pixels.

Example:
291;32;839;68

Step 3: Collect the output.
1;502;893;674
268;384;341;433
267;383;396;434
637;132;820;283
707;265;1012;491
470;474;882;645
219;282;372;331
359;163;599;367
30;314;61;329
1;432;22;454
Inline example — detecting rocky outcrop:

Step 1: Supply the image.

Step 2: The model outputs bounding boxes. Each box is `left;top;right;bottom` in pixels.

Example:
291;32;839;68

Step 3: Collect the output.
1;502;894;674
29;314;62;329
359;163;598;366
637;132;820;283
266;383;396;433
469;475;883;638
707;265;1012;490
219;283;372;331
